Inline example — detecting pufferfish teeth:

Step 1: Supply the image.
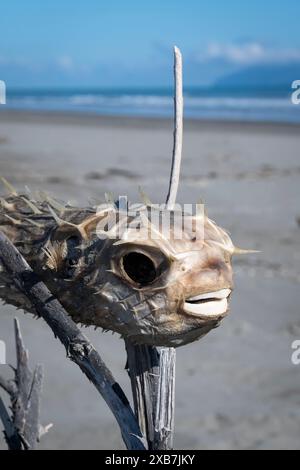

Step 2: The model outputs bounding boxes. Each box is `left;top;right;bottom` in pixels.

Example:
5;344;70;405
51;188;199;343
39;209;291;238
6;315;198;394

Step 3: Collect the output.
187;288;231;302
183;289;231;318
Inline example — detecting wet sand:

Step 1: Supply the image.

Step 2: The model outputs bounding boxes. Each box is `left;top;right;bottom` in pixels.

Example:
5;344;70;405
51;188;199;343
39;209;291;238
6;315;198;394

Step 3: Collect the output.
0;109;300;449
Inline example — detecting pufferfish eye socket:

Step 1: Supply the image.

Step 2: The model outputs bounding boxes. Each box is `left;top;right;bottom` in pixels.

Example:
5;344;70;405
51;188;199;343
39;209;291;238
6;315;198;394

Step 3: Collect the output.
121;252;157;286
62;235;82;277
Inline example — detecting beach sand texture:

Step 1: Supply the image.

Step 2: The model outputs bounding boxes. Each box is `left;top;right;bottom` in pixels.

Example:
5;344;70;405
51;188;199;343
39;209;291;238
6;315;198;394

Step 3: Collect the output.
0;110;299;449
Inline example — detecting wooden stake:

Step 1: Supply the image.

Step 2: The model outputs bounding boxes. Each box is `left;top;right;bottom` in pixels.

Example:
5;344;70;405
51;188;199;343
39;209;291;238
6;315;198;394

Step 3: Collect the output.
166;46;183;209
125;342;176;450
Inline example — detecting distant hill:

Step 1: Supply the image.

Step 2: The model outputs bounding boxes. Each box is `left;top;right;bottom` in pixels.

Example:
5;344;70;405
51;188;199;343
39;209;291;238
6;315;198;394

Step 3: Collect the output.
216;63;300;88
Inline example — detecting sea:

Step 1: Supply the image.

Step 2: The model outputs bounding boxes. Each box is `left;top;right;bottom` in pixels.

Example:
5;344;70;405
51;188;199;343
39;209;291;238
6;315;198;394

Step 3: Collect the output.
3;86;300;123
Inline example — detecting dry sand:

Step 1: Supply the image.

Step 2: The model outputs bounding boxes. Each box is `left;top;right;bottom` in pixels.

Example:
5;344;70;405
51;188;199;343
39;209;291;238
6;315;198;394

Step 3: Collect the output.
0;109;299;449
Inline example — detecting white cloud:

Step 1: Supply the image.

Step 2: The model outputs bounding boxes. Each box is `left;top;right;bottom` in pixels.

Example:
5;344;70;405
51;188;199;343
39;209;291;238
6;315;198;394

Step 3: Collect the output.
199;42;300;65
57;55;74;71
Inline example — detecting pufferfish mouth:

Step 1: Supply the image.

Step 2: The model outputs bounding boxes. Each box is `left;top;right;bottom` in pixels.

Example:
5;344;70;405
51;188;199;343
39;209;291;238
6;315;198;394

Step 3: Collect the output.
183;288;232;318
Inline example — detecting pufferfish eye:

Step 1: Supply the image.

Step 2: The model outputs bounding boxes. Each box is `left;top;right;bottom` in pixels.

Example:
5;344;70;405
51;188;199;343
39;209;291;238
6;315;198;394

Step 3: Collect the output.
122;252;157;286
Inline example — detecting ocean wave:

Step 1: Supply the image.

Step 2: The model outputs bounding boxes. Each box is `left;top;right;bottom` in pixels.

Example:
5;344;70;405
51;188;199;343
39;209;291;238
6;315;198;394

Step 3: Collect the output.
67;94;293;109
68;94;171;107
5;90;300;122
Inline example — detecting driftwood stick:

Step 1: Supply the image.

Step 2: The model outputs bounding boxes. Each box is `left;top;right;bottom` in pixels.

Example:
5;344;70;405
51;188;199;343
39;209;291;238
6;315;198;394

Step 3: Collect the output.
0;376;16;396
125;342;176;450
0;319;46;450
0;397;22;450
166;45;183;210
24;365;44;449
0;231;146;450
13;318;34;444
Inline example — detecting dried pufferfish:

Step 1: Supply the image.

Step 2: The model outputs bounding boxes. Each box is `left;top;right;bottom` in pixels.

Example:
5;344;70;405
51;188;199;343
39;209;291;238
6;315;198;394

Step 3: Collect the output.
0;180;251;347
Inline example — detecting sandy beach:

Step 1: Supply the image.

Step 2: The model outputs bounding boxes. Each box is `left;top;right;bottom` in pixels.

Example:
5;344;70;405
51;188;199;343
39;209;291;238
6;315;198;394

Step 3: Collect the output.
0;109;300;449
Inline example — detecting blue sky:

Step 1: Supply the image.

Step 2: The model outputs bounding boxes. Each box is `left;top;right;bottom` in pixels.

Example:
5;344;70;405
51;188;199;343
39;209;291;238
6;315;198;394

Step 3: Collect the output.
0;0;299;87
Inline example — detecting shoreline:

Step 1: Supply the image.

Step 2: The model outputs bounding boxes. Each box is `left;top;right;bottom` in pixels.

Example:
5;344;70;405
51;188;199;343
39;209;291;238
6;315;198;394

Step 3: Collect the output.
1;108;300;134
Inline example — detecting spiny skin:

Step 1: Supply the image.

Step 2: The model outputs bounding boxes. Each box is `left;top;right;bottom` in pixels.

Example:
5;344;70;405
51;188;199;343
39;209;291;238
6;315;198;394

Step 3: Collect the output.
0;192;234;347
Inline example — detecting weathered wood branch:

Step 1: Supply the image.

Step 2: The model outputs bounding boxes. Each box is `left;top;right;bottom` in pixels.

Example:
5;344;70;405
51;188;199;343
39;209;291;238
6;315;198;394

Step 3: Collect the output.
166;45;183;210
0;376;16;396
0;319;47;450
125;342;176;450
0;230;146;450
0;397;22;450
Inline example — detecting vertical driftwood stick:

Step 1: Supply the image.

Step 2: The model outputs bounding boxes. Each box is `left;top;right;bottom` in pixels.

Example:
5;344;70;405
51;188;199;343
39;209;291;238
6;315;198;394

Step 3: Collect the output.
0;319;48;450
125;343;176;450
166;45;183;210
126;46;183;450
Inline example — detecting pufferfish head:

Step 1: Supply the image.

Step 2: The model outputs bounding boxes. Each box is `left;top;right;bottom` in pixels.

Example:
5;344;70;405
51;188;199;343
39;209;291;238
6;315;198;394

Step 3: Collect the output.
41;203;237;347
